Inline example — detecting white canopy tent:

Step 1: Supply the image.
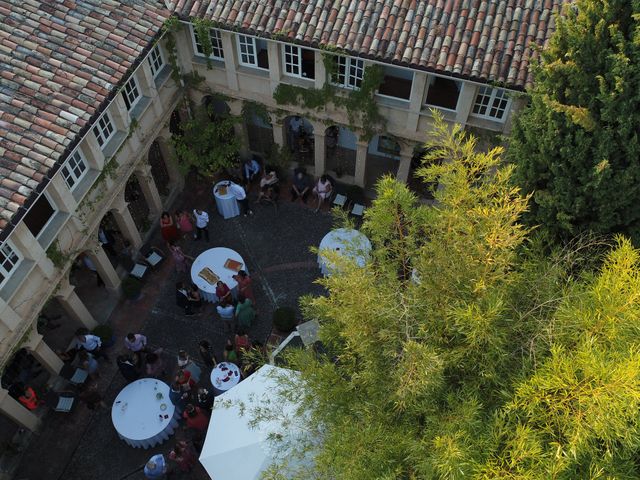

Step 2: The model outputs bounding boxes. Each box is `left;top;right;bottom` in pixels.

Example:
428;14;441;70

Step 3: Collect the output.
199;364;313;479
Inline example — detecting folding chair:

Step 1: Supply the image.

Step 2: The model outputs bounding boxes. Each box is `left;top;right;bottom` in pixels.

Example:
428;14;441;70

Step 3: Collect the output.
130;263;148;280
45;391;76;413
351;203;365;217
332;194;347;208
59;364;89;385
143;247;164;268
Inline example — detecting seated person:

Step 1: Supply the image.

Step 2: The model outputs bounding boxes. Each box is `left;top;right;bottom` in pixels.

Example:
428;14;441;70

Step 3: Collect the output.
255;171;279;203
291;170;311;203
313;174;333;212
18;385;40;410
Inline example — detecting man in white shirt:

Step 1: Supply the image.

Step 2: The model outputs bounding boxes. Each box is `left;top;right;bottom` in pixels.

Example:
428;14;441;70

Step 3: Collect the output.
73;328;109;361
192;208;210;242
124;333;148;352
228;182;253;216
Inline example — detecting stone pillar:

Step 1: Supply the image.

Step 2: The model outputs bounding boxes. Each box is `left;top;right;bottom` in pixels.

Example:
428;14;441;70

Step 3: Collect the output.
455;82;478;125
407;72;428;133
23;332;63;376
396;146;414;184
111;196;143;249
220;31;239;91
313;131;326;176
267;42;283;94
271;116;286;148
55;278;98;330
134;164;163;216
86;244;121;290
0;388;40;432
0;299;20;331
354;141;368;187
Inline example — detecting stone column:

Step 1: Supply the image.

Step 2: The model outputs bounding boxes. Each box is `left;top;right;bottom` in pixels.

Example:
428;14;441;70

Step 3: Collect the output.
134;164;163;217
0;388;40;432
0;299;20;331
55;278;98;330
407;72;428;133
23;331;63;376
455;82;478;126
313;130;326;176
396;145;414;184
220;31;239;91
111;196;143;249
271;116;286;149
86;243;121;290
267;41;283;94
354;141;368;187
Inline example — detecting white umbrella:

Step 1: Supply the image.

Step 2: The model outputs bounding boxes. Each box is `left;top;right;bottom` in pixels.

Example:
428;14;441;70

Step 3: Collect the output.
199;365;311;479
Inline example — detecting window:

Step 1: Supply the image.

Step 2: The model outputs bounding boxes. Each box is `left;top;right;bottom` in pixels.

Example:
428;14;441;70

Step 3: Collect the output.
92;112;115;149
147;45;165;78
283;45;315;79
472;87;510;120
23;194;55;239
0;242;20;287
193;27;224;60
61;150;88;190
122;76;141;111
332;56;364;89
237;35;269;69
377;66;413;101
425;77;461;110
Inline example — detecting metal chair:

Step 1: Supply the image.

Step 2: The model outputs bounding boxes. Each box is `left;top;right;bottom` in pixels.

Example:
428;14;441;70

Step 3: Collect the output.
45;391;76;413
130;263;148;280
59;364;88;385
332;194;348;208
351;203;365;217
143;247;164;268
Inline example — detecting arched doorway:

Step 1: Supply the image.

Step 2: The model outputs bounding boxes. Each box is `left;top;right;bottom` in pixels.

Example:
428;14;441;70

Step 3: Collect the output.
124;176;150;234
285;116;314;166
408;147;441;200
202;95;231;120
325;125;356;178
365;134;401;190
169;108;182;137
148;140;171;197
245;111;274;156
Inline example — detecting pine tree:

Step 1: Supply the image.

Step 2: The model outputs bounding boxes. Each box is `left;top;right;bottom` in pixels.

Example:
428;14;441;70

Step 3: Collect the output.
509;0;640;244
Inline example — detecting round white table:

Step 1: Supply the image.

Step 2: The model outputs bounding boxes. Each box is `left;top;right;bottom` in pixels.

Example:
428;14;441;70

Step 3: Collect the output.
111;379;179;449
213;181;240;219
317;228;372;276
210;362;241;393
190;247;247;303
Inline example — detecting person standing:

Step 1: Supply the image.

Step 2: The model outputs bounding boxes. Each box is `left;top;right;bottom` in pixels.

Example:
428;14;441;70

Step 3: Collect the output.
160;211;179;245
192;208;210;242
228;181;253;216
232;270;255;304
216;301;235;333
235;297;256;329
176;210;194;239
198;340;217;369
124;332;148;354
168;242;193;274
176;282;194;316
73;328;109;361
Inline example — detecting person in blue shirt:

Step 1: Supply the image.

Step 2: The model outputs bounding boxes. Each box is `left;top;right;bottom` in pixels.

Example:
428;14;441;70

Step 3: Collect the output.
242;157;260;184
143;454;167;479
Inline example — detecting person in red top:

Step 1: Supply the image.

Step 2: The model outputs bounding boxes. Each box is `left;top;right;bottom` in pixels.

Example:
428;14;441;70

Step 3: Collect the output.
215;281;232;304
232;270;255;304
18;386;40;410
182;404;209;432
175;370;195;392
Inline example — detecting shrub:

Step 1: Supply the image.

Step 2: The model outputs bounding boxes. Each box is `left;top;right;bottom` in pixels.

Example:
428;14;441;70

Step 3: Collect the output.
121;277;142;300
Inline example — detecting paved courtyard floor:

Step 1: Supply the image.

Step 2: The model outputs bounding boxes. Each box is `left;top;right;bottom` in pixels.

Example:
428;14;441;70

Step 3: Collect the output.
13;175;334;480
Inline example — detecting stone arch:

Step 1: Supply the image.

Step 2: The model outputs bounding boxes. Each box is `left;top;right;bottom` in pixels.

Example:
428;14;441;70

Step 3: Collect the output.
284;116;314;166
324;125;357;178
148;139;171;197
365;134;401;190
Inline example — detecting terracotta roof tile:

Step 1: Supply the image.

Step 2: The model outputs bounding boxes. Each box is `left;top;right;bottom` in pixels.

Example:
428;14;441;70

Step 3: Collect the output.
0;0;168;236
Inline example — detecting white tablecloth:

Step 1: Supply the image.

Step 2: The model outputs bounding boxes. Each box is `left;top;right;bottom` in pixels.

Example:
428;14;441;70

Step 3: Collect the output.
317;228;372;276
213;181;240;219
210;362;241;392
190;247;247;302
111;379;179;449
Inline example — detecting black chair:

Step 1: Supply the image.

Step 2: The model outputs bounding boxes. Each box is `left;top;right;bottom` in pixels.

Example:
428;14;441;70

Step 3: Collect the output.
44;391;76;413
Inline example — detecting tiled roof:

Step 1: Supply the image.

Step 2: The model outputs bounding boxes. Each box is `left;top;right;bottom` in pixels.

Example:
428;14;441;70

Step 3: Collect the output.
170;0;562;89
0;0;169;236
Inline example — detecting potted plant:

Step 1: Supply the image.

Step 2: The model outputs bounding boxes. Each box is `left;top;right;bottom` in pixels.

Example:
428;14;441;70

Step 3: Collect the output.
121;277;142;301
92;324;115;348
272;307;297;334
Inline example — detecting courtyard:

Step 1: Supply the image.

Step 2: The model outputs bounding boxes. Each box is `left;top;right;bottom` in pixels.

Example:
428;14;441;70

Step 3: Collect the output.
9;173;335;480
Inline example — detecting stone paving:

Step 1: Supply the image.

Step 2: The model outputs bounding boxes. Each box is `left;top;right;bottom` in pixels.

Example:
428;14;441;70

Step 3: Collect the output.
13;175;334;480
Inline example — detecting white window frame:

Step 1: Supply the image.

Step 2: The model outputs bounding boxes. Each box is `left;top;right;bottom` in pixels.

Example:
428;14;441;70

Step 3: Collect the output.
283;44;302;77
61;149;88;190
332;55;364;90
92;111;116;149
237;35;260;68
471;86;511;121
122;75;142;112
191;26;224;61
0;241;21;289
147;45;166;78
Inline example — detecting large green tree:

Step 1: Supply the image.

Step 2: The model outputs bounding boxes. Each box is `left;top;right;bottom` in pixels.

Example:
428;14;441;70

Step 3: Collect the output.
509;0;640;244
260;116;640;479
